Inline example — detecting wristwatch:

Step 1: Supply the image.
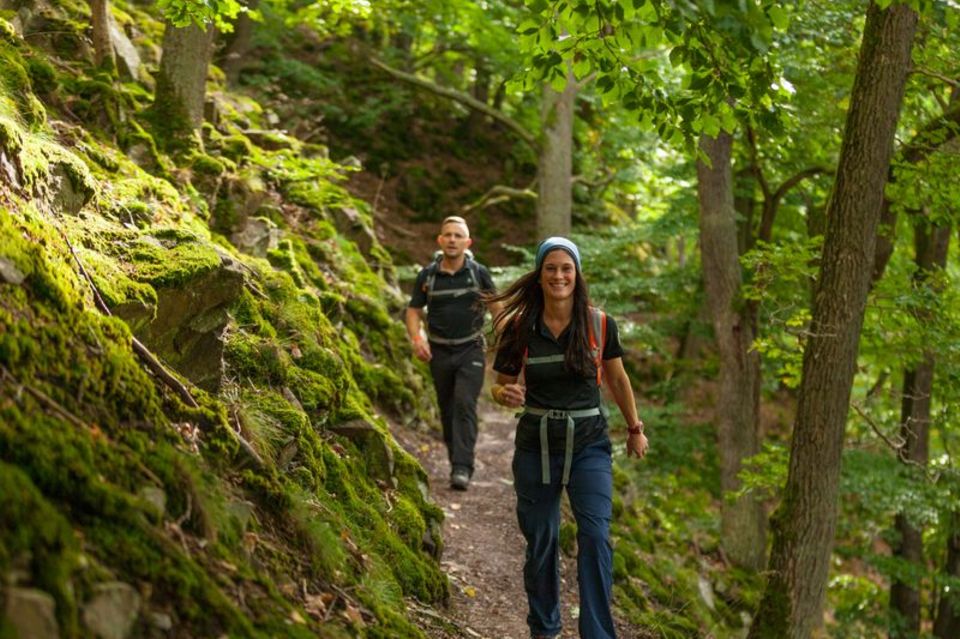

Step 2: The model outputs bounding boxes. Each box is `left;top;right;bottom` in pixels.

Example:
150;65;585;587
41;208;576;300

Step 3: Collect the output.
627;422;644;435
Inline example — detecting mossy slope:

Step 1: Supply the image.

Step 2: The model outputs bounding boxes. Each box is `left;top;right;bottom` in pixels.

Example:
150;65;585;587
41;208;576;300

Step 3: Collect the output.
0;6;443;638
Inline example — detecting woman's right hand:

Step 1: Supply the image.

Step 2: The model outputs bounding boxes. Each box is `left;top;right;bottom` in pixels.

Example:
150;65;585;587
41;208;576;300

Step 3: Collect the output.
496;383;526;408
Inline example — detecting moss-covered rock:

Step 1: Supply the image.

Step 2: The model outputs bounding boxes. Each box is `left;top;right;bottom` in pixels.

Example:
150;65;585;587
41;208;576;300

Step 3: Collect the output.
0;4;450;636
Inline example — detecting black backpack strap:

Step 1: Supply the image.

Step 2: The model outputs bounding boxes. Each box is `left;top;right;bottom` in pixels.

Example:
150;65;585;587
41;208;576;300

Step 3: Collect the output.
423;259;440;298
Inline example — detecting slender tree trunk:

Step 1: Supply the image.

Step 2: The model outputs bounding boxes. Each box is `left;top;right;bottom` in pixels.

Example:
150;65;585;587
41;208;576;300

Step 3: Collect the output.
889;222;951;637
537;67;576;238
152;21;216;145
697;132;766;570
734;178;755;256
467;60;492;138
89;0;115;71
221;0;259;84
748;4;917;638
873;96;960;283
935;511;960;637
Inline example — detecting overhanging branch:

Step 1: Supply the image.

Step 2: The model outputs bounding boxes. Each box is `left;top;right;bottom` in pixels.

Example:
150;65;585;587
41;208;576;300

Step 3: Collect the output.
462;184;538;212
370;57;538;152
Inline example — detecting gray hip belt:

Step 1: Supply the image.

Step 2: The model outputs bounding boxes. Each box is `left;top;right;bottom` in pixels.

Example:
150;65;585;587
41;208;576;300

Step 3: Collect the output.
428;330;482;346
518;406;602;486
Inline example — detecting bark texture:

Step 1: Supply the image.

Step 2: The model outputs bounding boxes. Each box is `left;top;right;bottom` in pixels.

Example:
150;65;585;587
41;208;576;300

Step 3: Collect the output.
889;222;951;637
935;511;960;638
89;0;115;71
221;1;259;84
154;22;216;137
537;68;575;238
749;4;918;637
697;132;765;570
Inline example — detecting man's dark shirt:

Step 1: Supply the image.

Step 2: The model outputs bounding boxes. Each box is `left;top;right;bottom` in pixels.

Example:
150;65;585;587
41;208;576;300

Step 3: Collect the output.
409;259;496;342
493;312;624;453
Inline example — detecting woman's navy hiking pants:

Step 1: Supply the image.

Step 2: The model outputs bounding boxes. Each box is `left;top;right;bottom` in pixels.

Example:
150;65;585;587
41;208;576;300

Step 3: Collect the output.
513;438;616;639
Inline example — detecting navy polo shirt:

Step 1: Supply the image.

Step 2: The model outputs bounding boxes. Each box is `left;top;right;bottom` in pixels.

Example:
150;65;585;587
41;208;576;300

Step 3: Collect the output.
494;311;625;453
409;260;496;342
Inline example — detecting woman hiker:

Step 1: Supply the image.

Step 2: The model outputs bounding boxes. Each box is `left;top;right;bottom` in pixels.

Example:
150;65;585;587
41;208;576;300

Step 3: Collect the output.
487;236;648;639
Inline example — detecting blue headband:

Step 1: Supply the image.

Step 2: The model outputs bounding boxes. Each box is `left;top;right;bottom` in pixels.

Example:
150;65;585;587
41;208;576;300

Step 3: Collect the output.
535;237;582;272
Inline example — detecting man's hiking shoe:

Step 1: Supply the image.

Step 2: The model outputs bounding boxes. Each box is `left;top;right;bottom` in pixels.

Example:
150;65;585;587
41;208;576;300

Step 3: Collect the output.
450;469;470;491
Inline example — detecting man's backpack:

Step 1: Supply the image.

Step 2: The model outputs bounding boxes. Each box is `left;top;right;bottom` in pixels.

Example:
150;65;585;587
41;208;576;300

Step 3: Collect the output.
422;250;482;301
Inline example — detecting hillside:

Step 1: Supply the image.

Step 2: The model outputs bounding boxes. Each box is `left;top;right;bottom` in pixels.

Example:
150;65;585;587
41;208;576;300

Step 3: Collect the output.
0;2;453;637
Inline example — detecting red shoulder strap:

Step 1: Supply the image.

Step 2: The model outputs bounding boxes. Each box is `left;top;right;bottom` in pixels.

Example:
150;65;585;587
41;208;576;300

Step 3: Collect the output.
588;307;606;386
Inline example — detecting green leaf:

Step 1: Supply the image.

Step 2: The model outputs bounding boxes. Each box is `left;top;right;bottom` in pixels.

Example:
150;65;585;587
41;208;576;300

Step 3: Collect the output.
517;19;540;35
699;113;721;137
550;70;569;93
596;74;615;94
573;57;593;80
669;46;685;67
767;5;790;30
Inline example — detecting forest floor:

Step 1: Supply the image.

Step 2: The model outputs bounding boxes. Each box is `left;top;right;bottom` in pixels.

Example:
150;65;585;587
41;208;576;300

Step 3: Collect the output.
393;366;652;639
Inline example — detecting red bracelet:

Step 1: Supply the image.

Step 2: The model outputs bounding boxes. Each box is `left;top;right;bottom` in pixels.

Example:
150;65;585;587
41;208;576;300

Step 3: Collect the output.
627;423;643;435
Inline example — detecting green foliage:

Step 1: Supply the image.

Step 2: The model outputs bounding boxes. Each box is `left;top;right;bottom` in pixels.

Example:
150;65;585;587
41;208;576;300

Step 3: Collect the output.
288;0;374;36
159;0;244;30
515;0;791;148
609;405;762;637
741;236;822;389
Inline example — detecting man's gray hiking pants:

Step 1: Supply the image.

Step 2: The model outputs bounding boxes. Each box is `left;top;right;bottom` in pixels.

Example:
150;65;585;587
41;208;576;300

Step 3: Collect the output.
429;340;485;477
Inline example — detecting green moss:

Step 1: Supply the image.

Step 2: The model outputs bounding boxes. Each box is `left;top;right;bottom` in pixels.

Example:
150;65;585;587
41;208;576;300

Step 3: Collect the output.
225;330;289;385
144;70;201;154
118;228;222;287
219;133;256;163
24;53;57;95
0;462;81;635
0;41;46;128
0;17;16;42
191;152;226;176
0;9;449;632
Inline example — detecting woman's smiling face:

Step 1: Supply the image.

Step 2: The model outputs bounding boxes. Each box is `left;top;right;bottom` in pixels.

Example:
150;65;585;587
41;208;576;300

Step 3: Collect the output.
539;249;577;301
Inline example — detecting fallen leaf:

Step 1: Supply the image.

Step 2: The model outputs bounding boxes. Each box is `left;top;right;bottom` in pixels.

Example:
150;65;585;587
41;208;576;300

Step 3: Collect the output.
342;603;365;626
304;593;331;618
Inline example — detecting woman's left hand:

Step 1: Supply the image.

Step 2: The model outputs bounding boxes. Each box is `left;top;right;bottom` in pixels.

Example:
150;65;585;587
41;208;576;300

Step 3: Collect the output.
627;432;648;459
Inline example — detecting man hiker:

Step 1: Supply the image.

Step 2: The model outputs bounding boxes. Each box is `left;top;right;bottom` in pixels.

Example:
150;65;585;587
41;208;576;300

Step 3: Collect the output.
406;216;502;490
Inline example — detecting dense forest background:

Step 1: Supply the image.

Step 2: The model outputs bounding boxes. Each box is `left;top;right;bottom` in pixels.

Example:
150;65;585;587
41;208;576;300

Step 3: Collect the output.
1;0;958;638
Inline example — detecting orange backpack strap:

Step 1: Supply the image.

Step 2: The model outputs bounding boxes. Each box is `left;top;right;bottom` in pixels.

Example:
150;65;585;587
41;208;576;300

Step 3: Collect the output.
588;307;606;386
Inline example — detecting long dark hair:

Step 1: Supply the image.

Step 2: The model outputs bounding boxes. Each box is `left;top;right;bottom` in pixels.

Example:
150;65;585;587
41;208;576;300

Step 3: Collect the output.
486;254;595;378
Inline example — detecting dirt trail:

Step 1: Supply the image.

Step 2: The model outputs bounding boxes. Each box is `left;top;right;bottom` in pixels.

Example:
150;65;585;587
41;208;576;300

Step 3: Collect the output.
395;385;646;639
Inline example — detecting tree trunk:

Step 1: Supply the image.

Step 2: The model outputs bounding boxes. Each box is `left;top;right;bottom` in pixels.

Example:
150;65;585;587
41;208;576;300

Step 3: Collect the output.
697;132;766;570
873;96;960;284
748;4;917;638
889;222;951;637
152;21;216;146
935;511;960;638
89;0;115;71
537;68;575;238
221;0;259;84
466;60;492;138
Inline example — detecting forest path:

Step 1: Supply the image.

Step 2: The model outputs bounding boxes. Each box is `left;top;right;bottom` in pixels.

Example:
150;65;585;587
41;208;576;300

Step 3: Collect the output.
395;372;649;639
